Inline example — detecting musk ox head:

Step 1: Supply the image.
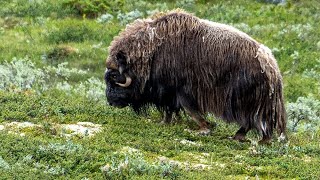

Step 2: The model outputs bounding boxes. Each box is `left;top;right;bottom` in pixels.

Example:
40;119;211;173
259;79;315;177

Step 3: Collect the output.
105;16;160;110
104;10;197;110
105;51;141;108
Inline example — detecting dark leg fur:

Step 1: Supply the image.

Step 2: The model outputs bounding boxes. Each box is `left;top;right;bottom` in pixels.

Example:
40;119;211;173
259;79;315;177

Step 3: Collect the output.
259;134;272;144
161;110;173;124
174;110;183;122
233;127;250;142
177;93;211;135
189;111;211;134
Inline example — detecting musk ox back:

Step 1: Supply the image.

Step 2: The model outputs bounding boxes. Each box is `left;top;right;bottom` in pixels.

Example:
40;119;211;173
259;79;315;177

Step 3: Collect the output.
105;10;286;143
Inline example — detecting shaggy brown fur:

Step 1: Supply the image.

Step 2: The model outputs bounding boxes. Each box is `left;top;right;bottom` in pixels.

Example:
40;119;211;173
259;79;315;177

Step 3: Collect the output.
106;9;286;142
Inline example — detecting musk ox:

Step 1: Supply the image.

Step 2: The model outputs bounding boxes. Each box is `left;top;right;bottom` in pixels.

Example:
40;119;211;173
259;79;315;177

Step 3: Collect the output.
104;10;286;143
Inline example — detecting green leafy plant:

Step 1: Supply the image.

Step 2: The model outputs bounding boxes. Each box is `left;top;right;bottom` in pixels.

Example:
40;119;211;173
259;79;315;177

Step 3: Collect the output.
64;0;125;18
101;150;181;179
117;9;144;25
47;23;97;43
287;96;320;132
0;0;74;18
46;45;79;63
0;57;47;92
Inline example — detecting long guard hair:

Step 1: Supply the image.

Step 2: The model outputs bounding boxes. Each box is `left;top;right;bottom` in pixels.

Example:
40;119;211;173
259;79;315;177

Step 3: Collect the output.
107;9;286;139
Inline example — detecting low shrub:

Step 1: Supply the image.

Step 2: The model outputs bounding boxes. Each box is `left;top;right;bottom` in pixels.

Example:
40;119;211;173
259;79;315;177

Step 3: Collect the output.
47;23;96;43
56;77;105;102
96;13;114;24
0;57;47;92
287;96;320;132
0;58;89;93
46;45;79;63
0;0;74;18
101;149;181;179
284;75;319;102
45;19;112;44
117;10;144;25
64;0;125;18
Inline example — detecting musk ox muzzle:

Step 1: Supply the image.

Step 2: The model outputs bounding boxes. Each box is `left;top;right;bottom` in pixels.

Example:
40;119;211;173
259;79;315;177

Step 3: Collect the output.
104;9;287;144
105;69;133;108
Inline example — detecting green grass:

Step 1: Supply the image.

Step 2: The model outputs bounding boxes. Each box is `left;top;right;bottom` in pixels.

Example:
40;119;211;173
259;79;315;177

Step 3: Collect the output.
0;91;320;179
0;0;320;179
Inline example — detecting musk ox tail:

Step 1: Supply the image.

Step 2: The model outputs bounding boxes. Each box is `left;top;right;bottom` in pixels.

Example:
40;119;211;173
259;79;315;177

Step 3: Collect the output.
256;44;287;141
275;82;287;139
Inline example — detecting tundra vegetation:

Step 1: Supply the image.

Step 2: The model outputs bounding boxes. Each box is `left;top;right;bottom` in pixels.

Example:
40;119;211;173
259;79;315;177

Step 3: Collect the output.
0;0;319;179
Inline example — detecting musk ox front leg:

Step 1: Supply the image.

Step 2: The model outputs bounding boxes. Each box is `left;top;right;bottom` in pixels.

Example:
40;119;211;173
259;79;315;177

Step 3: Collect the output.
177;93;212;135
161;110;173;124
232;127;250;142
189;111;211;135
161;110;182;124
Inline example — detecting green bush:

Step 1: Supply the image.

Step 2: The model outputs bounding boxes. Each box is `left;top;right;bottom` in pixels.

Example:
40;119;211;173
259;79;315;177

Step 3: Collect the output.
0;58;47;92
46;45;79;64
101;149;181;179
287;96;320;132
0;0;74;18
116;10;144;25
0;58;91;93
46;22;97;43
284;75;319;102
64;0;125;18
45;19;116;44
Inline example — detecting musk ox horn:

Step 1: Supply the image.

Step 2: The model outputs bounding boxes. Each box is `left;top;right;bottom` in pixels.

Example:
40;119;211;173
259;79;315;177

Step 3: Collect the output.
116;74;132;87
119;66;124;74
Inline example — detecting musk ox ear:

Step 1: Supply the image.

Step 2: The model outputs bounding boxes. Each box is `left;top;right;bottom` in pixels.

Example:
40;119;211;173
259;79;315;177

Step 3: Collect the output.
116;51;128;74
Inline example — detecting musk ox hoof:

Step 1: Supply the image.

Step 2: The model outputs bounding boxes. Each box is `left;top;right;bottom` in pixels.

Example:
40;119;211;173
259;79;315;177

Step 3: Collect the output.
160;120;171;124
258;138;272;145
209;122;217;129
228;135;250;143
184;128;211;136
197;128;211;136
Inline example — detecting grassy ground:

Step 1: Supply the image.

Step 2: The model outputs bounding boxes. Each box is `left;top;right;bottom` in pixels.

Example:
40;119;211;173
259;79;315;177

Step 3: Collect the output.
0;91;319;179
0;0;319;179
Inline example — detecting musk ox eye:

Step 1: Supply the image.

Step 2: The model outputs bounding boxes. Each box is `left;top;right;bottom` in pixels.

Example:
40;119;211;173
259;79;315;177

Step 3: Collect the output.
105;70;118;82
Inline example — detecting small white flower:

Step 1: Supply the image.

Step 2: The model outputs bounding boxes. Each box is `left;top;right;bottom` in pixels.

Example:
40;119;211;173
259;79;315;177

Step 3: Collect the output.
100;164;110;172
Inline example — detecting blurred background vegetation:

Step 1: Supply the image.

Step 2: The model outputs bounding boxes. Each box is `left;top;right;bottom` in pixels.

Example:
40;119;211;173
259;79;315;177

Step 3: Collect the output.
0;0;319;100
